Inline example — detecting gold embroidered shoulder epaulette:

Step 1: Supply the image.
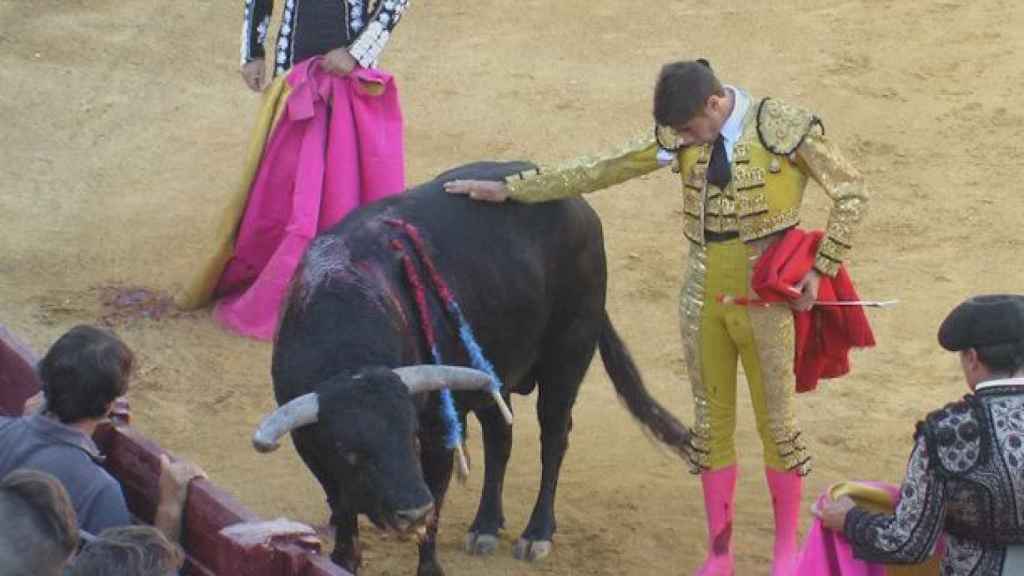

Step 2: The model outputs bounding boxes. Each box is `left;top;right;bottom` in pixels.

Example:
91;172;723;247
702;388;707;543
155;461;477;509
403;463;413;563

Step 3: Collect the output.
756;98;824;155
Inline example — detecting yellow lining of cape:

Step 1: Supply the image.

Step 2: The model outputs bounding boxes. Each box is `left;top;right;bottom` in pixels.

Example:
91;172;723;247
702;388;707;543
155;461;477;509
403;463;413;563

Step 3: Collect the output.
176;76;292;310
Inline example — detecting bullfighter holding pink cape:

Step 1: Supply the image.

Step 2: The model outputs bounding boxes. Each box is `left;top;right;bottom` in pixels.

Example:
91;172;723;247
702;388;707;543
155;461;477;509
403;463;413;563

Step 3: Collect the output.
178;0;409;339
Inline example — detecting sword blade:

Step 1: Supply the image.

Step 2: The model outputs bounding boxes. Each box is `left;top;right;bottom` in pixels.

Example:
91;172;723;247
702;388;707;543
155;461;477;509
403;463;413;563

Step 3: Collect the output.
716;293;899;309
814;300;899;308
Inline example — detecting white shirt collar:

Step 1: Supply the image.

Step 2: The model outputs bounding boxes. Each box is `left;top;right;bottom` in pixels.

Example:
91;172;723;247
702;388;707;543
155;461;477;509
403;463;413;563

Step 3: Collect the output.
975;377;1024;391
720;86;749;161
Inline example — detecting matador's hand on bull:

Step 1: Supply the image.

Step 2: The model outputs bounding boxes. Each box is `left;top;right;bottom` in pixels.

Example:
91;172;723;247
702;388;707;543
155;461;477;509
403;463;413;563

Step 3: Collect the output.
444;180;510;202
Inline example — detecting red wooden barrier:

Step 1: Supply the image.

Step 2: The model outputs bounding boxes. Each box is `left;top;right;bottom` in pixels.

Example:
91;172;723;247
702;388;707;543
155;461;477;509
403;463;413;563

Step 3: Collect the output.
0;325;42;416
94;423;351;576
1;324;350;576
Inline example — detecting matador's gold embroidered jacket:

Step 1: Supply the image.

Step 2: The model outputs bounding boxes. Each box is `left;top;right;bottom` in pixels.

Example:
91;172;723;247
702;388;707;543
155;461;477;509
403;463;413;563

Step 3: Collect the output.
503;97;868;276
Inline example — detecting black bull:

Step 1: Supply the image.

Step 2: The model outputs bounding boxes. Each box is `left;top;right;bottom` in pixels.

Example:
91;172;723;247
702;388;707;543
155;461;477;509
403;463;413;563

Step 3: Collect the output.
258;161;695;575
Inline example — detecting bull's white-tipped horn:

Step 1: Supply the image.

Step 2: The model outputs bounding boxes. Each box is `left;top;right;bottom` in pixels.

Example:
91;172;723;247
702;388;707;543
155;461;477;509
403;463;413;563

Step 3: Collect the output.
393;365;490;393
489;389;514;426
252;393;320;453
393;365;513;425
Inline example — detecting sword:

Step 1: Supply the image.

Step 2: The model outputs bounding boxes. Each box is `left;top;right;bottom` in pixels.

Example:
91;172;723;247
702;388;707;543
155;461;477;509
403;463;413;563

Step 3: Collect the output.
815;300;899;308
717;294;899;308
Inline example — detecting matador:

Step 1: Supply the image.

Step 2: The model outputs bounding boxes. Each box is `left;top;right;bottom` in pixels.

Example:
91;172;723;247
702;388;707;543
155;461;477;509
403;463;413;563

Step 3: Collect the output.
445;60;868;576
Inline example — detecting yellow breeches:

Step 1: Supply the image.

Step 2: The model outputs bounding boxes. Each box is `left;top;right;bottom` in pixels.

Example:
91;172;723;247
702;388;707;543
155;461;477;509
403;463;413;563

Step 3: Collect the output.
680;238;809;475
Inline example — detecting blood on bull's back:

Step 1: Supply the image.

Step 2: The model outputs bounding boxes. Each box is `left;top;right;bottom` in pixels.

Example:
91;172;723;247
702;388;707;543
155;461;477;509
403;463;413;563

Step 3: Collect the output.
261;161;691;575
277;160;607;397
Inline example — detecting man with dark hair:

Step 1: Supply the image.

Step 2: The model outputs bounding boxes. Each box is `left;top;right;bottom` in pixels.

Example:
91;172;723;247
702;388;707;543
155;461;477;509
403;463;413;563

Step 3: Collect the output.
38;325;135;425
445;59;868;575
0;325;206;540
0;469;79;576
69;525;183;576
0;325;134;534
652;60;724;131
816;294;1024;575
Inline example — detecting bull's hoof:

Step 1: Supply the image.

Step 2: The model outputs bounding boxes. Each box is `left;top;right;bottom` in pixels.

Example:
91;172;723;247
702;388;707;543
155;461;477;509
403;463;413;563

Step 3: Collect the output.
416;561;445;576
464;532;499;556
512;538;552;562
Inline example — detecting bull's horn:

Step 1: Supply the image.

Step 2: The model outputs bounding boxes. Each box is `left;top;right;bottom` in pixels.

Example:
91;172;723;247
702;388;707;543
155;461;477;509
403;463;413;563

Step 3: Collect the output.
393;365;492;393
394;365;513;425
252;393;320;453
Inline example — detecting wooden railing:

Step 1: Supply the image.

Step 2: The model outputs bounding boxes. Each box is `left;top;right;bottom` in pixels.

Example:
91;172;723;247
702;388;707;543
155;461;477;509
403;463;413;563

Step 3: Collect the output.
1;325;349;576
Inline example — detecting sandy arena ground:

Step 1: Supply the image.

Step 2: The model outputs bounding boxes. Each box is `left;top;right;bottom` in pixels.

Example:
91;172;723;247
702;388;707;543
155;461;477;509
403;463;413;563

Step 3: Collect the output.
2;1;1024;574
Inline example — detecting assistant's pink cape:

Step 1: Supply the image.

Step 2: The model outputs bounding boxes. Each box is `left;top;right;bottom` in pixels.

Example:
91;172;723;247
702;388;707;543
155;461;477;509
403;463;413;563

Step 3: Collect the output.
213;58;405;340
796;482;942;576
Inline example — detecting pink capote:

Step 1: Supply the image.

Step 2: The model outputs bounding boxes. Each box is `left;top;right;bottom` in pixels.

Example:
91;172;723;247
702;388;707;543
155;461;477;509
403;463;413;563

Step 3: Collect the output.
213;58;405;340
796;483;942;576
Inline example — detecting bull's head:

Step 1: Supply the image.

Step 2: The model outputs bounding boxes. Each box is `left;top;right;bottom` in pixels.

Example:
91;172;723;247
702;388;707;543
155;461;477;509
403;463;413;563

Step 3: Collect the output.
252;365;507;534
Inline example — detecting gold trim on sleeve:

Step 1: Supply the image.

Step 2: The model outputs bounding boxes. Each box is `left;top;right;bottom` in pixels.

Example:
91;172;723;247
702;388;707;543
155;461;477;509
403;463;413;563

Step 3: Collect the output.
506;134;663;203
796;131;869;276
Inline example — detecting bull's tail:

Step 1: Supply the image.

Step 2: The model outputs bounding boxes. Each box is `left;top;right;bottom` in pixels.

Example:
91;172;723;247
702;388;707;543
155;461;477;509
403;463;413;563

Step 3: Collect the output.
598;311;695;462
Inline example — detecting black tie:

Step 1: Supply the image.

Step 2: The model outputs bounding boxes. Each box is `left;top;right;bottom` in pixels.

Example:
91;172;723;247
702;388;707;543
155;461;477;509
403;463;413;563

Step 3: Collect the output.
707;134;732;189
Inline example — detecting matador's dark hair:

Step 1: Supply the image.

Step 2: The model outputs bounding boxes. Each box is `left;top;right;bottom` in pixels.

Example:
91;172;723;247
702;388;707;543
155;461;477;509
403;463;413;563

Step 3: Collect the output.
653;59;724;127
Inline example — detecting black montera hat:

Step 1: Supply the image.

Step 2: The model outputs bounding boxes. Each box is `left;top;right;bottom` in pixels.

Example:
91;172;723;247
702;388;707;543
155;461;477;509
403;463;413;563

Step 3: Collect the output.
938;294;1024;351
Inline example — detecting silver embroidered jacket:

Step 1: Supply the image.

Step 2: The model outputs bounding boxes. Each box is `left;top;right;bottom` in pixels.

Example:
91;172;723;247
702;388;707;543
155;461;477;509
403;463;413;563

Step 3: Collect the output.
844;380;1024;575
241;0;410;74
